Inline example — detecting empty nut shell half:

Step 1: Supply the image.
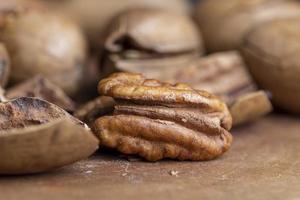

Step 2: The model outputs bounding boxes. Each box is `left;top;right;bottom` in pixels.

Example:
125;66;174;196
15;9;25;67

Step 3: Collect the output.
241;18;300;114
101;7;203;78
105;8;203;54
0;97;99;174
94;73;233;161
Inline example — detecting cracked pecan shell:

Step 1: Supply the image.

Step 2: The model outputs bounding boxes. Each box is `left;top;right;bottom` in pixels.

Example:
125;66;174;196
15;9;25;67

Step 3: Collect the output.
94;73;233;161
0;97;99;174
104;8;202;54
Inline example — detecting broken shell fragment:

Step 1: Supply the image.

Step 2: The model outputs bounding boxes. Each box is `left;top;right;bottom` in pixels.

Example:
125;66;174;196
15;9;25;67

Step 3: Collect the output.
6;75;75;111
229;91;273;126
0;43;10;87
0;97;99;174
74;96;116;125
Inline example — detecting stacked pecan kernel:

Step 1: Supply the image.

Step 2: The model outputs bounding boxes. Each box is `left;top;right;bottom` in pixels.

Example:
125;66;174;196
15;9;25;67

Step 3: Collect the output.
93;73;233;161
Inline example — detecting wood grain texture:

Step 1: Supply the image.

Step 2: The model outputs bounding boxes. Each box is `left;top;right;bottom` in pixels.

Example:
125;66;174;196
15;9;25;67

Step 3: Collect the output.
1;114;300;200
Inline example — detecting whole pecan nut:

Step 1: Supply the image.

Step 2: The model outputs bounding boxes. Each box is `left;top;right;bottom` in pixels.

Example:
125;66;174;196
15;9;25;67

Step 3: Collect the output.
93;73;233;161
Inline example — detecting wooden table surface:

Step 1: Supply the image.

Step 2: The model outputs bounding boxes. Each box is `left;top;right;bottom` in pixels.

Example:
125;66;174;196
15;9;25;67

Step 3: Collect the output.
1;114;300;200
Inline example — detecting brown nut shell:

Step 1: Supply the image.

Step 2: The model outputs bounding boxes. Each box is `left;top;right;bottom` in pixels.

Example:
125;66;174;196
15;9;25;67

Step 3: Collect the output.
196;0;300;52
105;8;203;54
241;18;300;113
0;9;87;95
229;91;273;126
74;96;116;125
94;73;232;161
0;43;10;87
42;0;190;49
101;51;198;79
0;97;99;174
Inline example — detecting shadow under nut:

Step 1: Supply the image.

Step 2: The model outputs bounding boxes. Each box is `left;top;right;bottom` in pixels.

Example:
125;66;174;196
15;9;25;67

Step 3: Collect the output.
94;115;232;161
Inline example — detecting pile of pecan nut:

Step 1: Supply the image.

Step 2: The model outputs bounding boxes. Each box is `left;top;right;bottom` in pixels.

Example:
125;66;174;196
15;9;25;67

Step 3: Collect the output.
3;0;292;175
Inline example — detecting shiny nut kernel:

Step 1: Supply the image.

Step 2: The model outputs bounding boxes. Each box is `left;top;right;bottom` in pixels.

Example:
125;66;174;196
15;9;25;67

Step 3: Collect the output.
93;73;233;161
101;51;272;125
104;50;256;103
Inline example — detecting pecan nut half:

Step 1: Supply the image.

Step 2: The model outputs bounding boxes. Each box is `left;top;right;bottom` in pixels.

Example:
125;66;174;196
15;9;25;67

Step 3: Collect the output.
102;51;272;126
93;73;233;161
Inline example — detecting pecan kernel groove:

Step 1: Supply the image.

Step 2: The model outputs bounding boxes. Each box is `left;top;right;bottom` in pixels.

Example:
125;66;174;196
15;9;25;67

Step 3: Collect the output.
94;73;233;161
